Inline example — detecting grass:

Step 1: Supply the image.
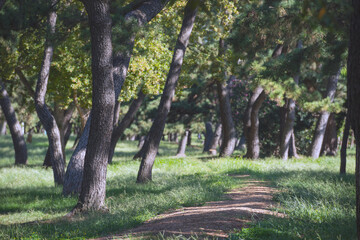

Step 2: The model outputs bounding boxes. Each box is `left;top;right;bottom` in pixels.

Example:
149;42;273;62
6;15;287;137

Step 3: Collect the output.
0;134;357;239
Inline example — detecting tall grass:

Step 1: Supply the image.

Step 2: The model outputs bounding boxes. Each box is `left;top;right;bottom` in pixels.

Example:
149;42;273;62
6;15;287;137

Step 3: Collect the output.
0;135;356;239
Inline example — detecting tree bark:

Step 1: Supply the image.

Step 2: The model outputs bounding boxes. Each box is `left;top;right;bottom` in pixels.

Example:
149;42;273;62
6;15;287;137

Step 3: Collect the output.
35;0;65;185
0;119;6;135
217;77;237;157
0;80;27;165
289;131;299;158
176;130;189;157
108;90;145;163
137;0;198;183
347;1;360;236
71;0;114;213
63;0;169;196
203;121;213;152
209;123;222;156
245;89;266;159
310;70;340;159
340;113;350;174
321;113;338;156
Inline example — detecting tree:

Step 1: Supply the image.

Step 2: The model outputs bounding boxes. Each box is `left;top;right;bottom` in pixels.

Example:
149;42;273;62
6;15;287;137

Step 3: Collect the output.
35;0;65;185
0;80;27;165
347;0;360;237
63;0;170;196
203;121;213;152
340;112;350;174
137;0;199;183
70;0;114;213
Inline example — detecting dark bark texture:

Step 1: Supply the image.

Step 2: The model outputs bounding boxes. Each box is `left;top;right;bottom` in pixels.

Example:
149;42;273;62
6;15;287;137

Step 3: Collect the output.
321;113;338;156
340;113;350;174
63;0;169;196
108;90;145;163
310;70;339;159
217;77;237;157
137;0;198;183
347;1;360;237
245;89;266;159
35;0;65;185
0;80;27;165
203;122;213;152
73;0;114;212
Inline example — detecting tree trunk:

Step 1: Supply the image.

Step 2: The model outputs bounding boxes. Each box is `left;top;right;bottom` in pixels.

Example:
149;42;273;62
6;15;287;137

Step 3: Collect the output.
310;70;340;159
321;113;338;156
236;135;246;151
63;0;169;196
209;123;222;156
217;76;237;157
0;119;6;135
203;121;213;152
187;130;191;146
0;80;27;165
347;2;360;235
138;135;146;149
245;89;266;159
108;90;145;164
35;0;65;185
137;0;198;183
71;0;114;213
289;131;299;158
340;113;350;174
176;130;189;157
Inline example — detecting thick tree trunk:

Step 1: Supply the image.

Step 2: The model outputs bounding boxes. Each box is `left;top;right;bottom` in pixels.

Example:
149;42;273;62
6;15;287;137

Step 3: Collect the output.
0;80;27;165
245;89;266;159
347;2;360;237
310;70;339;159
217;77;237;157
176;130;189;157
209;123;222;156
321;113;338;156
340;113;350;174
35;1;65;185
63;0;169;196
137;0;198;183
71;0;114;213
108;90;145;163
203;121;213;152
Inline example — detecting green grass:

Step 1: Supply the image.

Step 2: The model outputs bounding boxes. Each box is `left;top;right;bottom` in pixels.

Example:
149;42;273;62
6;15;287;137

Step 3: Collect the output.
0;135;357;239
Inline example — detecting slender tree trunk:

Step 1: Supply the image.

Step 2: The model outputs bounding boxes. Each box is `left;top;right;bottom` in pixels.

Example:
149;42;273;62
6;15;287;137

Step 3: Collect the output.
217;76;237;157
63;0;169;196
209;123;222;155
71;0;114;213
0;80;27;165
245;90;266;159
137;0;198;183
138;135;146;149
289;131;299;158
176;130;189;157
187;130;191;146
0;119;6;135
310;70;340;159
108;90;145;163
203;121;213;152
321;113;338;156
340;113;350;174
35;0;65;185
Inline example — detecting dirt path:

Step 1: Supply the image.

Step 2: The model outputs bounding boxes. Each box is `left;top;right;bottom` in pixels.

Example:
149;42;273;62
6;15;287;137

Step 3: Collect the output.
96;175;284;239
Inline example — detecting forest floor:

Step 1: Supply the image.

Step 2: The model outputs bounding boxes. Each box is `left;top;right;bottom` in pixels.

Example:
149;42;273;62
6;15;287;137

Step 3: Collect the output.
97;175;284;239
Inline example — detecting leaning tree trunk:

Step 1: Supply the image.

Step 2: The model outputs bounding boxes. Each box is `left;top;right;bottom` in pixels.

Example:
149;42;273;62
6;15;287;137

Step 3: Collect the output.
208;123;222;156
137;0;198;183
108;89;146;164
0;80;27;165
347;2;360;235
321;113;338;156
340;113;350;174
63;0;170;196
203;121;213;152
245;89;266;159
310;70;340;159
217;76;237;157
176;130;189;157
35;0;65;185
70;0;115;213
